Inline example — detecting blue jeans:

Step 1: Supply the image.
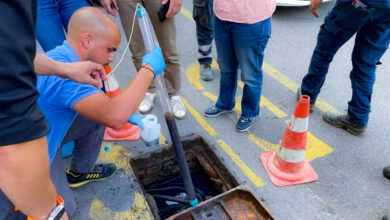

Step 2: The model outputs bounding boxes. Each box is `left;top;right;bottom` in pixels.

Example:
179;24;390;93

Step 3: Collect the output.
193;0;214;65
214;16;271;119
36;0;90;52
301;0;390;125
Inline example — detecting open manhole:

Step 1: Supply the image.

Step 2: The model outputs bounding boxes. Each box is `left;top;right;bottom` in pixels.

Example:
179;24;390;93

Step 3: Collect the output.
130;134;274;220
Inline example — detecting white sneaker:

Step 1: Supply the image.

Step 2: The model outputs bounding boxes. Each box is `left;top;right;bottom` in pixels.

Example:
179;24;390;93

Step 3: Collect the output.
171;96;186;119
139;92;156;114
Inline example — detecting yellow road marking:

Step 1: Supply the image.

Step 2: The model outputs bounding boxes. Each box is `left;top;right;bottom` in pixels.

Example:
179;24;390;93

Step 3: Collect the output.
306;133;333;161
248;134;279;152
89;191;153;220
217;139;264;187
262;63;339;114
98;143;131;172
180;7;194;22
159;133;167;145
181;97;217;136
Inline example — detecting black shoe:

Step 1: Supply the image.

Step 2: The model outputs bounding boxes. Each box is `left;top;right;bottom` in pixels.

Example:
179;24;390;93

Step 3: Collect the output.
322;112;367;136
297;87;314;112
383;166;390;180
66;163;117;188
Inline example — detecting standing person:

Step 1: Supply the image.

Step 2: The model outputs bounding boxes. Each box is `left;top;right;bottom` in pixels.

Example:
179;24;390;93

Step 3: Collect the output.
204;0;276;132
297;0;390;135
193;0;214;81
36;0;118;52
0;1;106;219
117;0;187;119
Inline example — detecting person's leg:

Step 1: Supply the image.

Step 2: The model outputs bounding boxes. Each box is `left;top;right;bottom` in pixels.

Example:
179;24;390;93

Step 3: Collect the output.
232;18;271;119
347;9;390;125
193;0;214;65
59;0;90;32
144;0;181;96
50;146;76;217
62;114;104;173
35;0;66;52
213;16;238;112
300;1;370;104
62;114;116;188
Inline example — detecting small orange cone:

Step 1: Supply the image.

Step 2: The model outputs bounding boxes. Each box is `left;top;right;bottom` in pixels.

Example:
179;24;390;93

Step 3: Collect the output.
259;95;318;186
103;65;140;141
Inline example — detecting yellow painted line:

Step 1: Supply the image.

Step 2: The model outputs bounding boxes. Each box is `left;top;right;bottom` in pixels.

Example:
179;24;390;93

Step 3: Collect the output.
89;191;153;220
260;96;287;119
180;7;194;22
237;81;286;119
248;134;279;152
216;139;264;187
186;62;204;90
203;91;217;102
262;63;339;114
98;143;131;172
181;97;217;136
306;132;333;161
159;133;167;145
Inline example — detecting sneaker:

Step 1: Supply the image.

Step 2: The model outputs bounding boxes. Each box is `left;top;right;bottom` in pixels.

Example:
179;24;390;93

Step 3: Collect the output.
296;87;314;112
200;63;213;81
322;112;367;136
139;92;156;114
204;106;233;118
66;163;117;188
383;166;390;180
171;96;186;119
236;116;256;132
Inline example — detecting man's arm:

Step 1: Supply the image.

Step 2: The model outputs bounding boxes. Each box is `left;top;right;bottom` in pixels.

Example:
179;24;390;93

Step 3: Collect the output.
73;47;165;129
0;137;68;220
309;0;323;17
34;53;107;88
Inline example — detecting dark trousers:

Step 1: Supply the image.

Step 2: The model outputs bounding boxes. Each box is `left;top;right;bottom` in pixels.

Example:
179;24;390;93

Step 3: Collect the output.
301;1;390;125
52;114;104;217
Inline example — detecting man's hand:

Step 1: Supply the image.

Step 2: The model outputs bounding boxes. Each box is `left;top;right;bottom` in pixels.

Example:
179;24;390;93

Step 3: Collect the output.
162;0;182;18
100;0;118;16
142;47;166;76
309;0;322;18
63;61;107;89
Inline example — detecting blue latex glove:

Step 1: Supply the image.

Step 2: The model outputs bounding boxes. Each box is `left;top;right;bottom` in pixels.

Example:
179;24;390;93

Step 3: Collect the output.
141;47;166;76
128;114;146;130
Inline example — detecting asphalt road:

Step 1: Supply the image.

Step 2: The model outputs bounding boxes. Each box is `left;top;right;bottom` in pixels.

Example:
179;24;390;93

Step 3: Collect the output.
47;1;390;219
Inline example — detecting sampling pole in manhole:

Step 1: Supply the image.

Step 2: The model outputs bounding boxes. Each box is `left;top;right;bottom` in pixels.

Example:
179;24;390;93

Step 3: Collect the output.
136;5;198;208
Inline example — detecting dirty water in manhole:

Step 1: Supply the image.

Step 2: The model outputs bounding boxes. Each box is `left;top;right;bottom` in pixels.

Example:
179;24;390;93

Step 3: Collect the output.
130;135;275;220
130;135;239;219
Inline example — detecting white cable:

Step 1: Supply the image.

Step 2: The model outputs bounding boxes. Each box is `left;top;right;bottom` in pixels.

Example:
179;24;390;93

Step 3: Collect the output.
106;3;141;77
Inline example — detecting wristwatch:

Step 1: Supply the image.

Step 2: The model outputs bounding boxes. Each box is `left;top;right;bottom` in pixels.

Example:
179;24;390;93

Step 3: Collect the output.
47;195;65;220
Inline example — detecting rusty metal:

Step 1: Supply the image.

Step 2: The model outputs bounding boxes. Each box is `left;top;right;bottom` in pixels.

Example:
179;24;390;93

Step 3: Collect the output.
167;186;275;220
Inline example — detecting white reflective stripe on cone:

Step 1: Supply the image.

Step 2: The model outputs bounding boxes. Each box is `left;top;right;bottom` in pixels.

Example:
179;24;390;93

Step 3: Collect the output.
288;117;308;133
104;74;119;91
277;147;306;163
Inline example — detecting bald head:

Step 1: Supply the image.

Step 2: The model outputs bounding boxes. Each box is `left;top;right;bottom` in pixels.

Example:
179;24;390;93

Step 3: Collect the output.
68;7;120;40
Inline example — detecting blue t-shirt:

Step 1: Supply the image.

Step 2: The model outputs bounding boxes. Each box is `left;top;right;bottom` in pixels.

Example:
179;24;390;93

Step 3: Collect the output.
36;41;101;163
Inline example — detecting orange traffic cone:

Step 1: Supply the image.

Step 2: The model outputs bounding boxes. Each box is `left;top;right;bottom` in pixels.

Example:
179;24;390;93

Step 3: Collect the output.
259;95;318;186
103;65;140;141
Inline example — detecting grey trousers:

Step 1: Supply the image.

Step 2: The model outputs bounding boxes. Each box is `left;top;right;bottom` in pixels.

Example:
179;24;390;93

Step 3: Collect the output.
0;115;104;218
51;114;104;217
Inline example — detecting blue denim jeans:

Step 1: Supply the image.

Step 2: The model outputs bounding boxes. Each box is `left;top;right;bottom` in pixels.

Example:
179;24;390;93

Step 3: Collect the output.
301;0;390;125
36;0;90;52
193;0;214;65
214;16;271;119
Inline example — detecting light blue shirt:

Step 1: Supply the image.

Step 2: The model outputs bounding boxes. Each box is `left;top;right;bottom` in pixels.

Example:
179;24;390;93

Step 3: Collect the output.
36;41;101;163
